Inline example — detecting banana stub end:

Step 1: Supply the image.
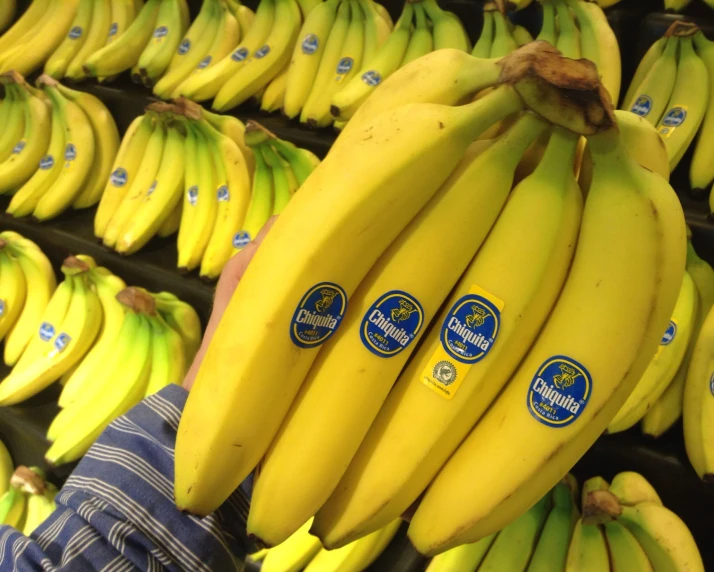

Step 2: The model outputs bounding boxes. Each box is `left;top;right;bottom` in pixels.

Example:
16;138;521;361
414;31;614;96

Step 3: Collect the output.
244;120;275;147
10;466;47;495
116;286;157;315
582;490;622;525
498;41;616;135
61;255;93;276
173;97;203;120
666;20;698;37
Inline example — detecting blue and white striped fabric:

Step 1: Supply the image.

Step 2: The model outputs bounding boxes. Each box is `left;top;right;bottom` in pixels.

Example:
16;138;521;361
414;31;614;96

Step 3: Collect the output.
0;385;253;571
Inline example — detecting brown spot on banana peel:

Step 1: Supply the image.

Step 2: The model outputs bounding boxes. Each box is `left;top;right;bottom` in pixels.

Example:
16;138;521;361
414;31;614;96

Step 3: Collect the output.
497;42;616;135
583;490;622;524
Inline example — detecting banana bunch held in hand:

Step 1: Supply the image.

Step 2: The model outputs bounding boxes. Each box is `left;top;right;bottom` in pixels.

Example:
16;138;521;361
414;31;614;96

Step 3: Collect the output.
0;466;57;535
0;232;56;368
1;74;119;220
45;286;200;466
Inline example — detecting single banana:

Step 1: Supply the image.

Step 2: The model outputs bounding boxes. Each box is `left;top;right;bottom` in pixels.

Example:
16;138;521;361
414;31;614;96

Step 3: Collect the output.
0;0;14;33
0;234;56;367
186;1;241;79
0;486;26;528
197;107;253;173
565;519;610;571
212;0;302;111
0;85;26;163
175;86;525;517
22;489;56;537
604;520;654;572
312;125;582;548
421;0;469;52
401;2;432;66
0;0;48;55
105;0;140;48
233;144;273;249
536;0;556;45
689;32;714;191
260;58;290;113
490;8;517;58
252;116;552;547
65;0;113;79
0;247;27;343
261;518;322;572
528;482;579;572
608;271;697;433
152;292;202;365
624;36;678;126
137;0;189;85
43;0;94;79
641;363;686;437
656;35;709;171
608;471;662;507
426;534;496;572
472;8;494;57
94;113;155;238
145;312;186;396
553;0;580;59
623;36;666;112
512;25;533;46
156;199;181;237
261;140;296;216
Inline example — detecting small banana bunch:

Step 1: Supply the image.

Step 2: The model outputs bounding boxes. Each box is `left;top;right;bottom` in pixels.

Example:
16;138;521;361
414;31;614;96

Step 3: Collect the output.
3;74;119;220
152;0;254;100
96;99;254;278
0;0;81;76
0;466;57;535
316;0;470;127
45;286;200;466
80;0;191;86
471;0;531;60
250;517;400;572
623;22;712;185
0;232;56;368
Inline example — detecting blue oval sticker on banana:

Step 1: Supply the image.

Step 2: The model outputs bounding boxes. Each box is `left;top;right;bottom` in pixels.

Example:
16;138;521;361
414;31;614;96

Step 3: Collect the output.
527;356;592;427
290;283;347;348
360;291;424;358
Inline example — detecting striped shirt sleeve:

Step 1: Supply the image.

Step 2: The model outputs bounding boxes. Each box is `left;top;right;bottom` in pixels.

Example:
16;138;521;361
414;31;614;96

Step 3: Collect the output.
0;384;253;571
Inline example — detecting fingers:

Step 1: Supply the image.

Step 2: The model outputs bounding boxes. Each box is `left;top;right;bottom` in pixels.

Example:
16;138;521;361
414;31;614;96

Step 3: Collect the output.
182;217;278;390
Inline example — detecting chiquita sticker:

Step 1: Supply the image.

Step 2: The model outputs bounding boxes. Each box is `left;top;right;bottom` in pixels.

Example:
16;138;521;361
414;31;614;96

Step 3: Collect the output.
360;290;424;358
421;285;504;399
527;356;592;427
658;106;687;138
290;282;348;348
630;95;652;117
710;373;714;397
654;318;677;359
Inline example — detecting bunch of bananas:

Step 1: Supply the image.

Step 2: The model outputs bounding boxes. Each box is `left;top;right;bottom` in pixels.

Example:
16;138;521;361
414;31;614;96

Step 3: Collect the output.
0;466;57;536
0;232;56;368
623;22;713;187
45;285;200;466
249;517;400;572
471;1;532;60
173;42;685;557
1;74;119;220
293;0;470;128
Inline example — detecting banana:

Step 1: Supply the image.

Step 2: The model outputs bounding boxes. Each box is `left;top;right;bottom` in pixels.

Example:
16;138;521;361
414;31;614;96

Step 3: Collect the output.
175;86;525;517
152;0;220;99
401;2;432;66
156;199;181;236
0;85;26;164
152;292;201;365
0;0;80;76
565;519;609;571
261;518;322;572
604;520;653;572
607;271;697;433
513;25;533;46
271;141;319;186
0;86;51;195
22;488;56;536
197;106;253;173
94;113;155;238
0;0;14;33
0;234;56;367
145;312;186;396
479;493;551;571
212;0;301;111
65;0;113;79
176;0;276;102
137;0;189;85
312;125;582;548
641;363;686;437
567;0;621;105
536;0;556;45
528;482;579;572
0;0;41;54
46;292;154;465
0;247;27;343
357;0;390;71
689;32;714;191
657;34;709;171
198;121;251;280
421;0;469;52
329;2;412;122
624;36;678;126
665;0;692;10
57;268;126;410
51;83;120;210
0;269;102;406
83;0;161;78
187;1;241;79
253;115;552;547
43;0;94;79
426;534;496;572
260;59;290;113
554;0;579;59
0;440;12;495
32;83;96;221
103;118;167;248
283;0;340;119
234;143;273;250
0;486;26;528
262;140;296;216
490;8;517;58
623;37;666;112
472;8;494;57
105;0;140;48
406;86;685;554
115;120;186;255
609;472;662;506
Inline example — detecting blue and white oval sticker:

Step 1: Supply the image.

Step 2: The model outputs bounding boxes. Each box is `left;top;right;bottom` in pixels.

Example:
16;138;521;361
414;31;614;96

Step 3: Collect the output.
64;143;77;162
187;186;198;206
662;106;687;127
361;70;382;87
198;55;212;69
39;155;54;170
527;356;592;427
217;186;229;202
153;26;169;39
661;320;677;345
54;332;71;353
178;38;191;55
69;26;83;40
290;282;347;348
440;292;501;364
360;291;423;357
336;57;353;75
233;230;251;249
12;140;25;155
108;22;118;38
232;47;249;62
710;372;714;397
39;322;55;342
630;95;652;117
255;45;270;59
0;300;4;317
302;34;319;54
111;168;128;187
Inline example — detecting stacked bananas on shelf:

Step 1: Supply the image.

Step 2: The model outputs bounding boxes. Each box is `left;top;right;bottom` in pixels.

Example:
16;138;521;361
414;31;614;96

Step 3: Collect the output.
623;22;713;189
0;232;56;367
45;285;200;466
0;73;119;220
173;42;686;557
0;466;57;536
250;516;401;572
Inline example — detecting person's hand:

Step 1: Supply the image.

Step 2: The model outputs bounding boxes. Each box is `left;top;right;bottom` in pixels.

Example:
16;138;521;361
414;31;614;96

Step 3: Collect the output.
182;217;277;390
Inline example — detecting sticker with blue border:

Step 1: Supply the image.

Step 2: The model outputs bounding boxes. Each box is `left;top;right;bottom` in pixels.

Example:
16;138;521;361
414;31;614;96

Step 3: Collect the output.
198;55;212;69
710;372;714;397
659;105;688;138
187;186;198;206
153;25;169;39
217;186;229;202
232;47;249;62
39;322;55;342
661;320;677;345
362;70;382;87
440;291;501;364
630;95;652;117
111;168;128;187
109;22;118;38
527;355;592;427
360;290;424;357
233;230;251;249
302;34;319;54
255;45;270;59
0;300;4;317
54;333;71;353
39;155;54;170
12;140;25;155
69;26;83;40
336;57;353;75
147;180;157;196
64;143;77;162
178;38;191;55
290;282;347;348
